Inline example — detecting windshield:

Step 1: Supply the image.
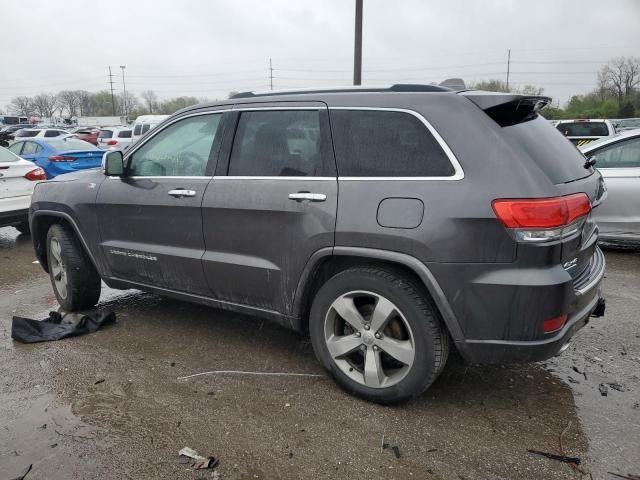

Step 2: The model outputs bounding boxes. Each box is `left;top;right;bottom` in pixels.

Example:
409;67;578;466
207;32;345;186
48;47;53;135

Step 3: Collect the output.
45;138;100;151
556;121;609;137
618;119;640;129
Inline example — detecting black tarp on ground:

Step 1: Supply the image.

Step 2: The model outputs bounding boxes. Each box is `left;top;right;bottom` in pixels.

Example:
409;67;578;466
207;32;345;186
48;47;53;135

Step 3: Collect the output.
11;310;116;343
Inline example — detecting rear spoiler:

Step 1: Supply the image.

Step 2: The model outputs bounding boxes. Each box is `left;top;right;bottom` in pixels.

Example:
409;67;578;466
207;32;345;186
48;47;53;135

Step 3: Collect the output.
459;91;551;127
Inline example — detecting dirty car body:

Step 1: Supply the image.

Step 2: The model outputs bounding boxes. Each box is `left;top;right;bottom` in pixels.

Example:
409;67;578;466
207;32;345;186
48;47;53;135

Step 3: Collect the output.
29;85;607;403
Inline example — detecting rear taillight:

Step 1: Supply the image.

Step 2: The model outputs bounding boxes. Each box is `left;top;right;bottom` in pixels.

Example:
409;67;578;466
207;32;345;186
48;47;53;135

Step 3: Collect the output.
492;193;591;243
543;314;568;334
24;167;47;181
48;155;75;162
107;139;118;145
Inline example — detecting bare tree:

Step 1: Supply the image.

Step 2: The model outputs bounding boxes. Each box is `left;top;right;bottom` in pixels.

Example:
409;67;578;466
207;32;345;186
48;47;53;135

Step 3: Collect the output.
119;91;139;116
600;57;640;101
519;85;544;96
32;93;59;118
10;96;34;116
75;90;93;116
57;90;79;117
140;90;158;114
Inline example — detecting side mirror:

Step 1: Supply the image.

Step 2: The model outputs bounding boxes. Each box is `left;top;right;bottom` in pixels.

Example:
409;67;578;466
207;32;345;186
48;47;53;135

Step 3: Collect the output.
102;150;124;176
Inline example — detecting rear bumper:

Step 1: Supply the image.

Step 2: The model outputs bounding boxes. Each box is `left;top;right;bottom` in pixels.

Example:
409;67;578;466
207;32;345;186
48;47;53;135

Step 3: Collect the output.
0;208;29;227
433;247;607;364
0;195;31;227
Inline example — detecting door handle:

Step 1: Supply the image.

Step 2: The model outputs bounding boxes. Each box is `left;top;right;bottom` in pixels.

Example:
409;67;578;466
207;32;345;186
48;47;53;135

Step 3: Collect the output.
168;189;197;198
288;192;327;202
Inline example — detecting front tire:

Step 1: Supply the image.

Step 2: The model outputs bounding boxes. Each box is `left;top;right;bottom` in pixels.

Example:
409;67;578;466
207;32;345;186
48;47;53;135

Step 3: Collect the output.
309;266;449;404
46;223;101;311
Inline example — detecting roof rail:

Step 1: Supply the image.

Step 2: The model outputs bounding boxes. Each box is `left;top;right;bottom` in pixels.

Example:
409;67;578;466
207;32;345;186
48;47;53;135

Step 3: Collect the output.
231;83;452;99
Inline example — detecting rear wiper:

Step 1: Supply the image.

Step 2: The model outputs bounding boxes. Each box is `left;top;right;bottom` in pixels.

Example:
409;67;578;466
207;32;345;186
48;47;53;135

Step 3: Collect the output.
584;155;597;169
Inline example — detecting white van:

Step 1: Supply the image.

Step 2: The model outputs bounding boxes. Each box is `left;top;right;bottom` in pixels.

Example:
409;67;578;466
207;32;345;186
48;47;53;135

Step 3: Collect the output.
131;115;169;144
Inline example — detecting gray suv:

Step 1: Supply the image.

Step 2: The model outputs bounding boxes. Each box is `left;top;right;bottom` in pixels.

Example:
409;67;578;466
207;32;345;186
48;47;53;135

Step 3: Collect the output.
29;85;607;404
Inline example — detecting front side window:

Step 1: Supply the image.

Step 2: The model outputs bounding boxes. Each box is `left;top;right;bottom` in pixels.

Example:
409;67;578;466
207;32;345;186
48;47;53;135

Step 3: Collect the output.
330;110;454;177
228;110;328;176
133;124;142;135
129;114;222;177
21;142;41;155
594;137;640;169
141;124;151;134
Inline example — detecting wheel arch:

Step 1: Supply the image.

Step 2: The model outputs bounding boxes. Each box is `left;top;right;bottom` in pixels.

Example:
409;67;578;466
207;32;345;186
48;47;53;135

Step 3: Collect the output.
292;246;464;343
31;210;99;274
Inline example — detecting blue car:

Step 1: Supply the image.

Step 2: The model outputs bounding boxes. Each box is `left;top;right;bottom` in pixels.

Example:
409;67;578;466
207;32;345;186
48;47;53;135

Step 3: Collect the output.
7;137;104;179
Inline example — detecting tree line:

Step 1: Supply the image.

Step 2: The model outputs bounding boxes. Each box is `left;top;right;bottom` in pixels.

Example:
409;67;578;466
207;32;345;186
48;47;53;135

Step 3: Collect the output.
3;57;639;121
5;89;205;120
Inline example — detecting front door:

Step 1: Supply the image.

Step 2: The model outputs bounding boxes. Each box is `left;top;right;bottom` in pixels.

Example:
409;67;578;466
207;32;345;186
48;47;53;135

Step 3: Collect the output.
96;111;227;295
201;103;337;315
592;136;640;238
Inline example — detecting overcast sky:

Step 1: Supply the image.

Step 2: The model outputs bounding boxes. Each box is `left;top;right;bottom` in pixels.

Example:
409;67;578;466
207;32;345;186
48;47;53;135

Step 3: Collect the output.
1;0;639;111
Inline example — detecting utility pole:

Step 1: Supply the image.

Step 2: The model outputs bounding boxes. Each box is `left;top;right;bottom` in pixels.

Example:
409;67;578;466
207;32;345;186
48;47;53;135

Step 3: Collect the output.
269;57;273;90
108;66;116;116
353;0;363;85
506;48;511;92
120;65;127;117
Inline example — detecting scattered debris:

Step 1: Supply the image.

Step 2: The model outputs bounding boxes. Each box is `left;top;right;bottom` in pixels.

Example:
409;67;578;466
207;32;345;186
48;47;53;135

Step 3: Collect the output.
284;403;291;407
633;402;639;410
567;376;580;384
608;382;625;392
94;379;105;385
528;450;581;464
170;362;176;367
381;434;385;452
11;464;32;480
427;448;438;453
608;473;640;480
177;370;323;380
599;383;609;396
572;366;587;380
50;443;58;448
392;446;401;459
594;356;603;362
178;447;219;470
11;310;116;343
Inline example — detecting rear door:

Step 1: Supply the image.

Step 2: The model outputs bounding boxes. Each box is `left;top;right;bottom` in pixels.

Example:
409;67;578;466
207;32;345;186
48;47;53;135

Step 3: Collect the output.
96;110;227;294
591;136;640;238
201;102;337;314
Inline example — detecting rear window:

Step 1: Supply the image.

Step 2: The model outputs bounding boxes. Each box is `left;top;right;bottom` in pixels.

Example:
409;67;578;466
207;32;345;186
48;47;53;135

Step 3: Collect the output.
557;122;608;137
330;110;455;177
99;130;113;139
15;130;39;138
45;139;100;151
0;147;19;162
118;130;132;138
503;116;592;184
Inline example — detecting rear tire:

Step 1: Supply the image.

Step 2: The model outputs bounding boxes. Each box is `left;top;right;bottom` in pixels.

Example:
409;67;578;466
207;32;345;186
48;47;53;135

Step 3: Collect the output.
309;266;449;404
46;223;101;311
15;222;30;235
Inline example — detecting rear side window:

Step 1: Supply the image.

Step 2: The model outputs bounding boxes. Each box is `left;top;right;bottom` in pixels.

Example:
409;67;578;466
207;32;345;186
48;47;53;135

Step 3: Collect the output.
592;137;640;168
502;116;591;184
557;122;608;137
141;124;151;134
99;130;113;139
7;143;23;155
44;130;59;137
228;110;330;177
21;142;41;154
118;130;132;138
330;110;454;177
133;124;142;135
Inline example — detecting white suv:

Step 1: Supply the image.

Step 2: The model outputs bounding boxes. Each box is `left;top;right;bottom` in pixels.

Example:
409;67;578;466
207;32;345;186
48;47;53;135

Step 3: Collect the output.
97;127;133;151
11;128;69;142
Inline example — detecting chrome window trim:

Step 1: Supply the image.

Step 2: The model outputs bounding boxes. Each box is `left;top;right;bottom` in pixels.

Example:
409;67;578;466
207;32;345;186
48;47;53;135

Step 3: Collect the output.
109;176;214;180
232;106;326;111
328;106;464;181
214;176;335;181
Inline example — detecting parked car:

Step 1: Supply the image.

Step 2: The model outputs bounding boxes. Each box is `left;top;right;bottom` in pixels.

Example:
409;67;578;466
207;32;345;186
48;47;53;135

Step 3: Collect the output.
12;128;69;142
29;85;606;404
72;128;100;146
615;118;640;132
556;119;615;146
131;115;169;144
580;128;640;246
0;146;46;233
8;137;104;179
97;127;133;150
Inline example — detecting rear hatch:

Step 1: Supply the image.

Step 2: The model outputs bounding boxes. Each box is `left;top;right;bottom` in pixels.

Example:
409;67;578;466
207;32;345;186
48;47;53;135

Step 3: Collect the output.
462;92;606;283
